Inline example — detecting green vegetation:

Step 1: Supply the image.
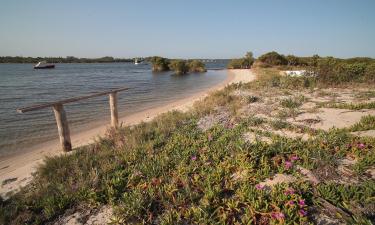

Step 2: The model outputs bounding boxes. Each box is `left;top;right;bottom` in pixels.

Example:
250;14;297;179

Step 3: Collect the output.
280;95;306;109
227;52;255;69
188;59;207;73
150;56;170;72
349;115;375;132
253;51;375;85
150;57;206;74
256;51;288;67
168;59;189;75
325;101;375;110
0;56;134;63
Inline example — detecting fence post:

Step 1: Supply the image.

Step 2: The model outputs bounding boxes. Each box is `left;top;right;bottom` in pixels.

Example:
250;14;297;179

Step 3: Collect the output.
53;104;72;151
109;92;119;128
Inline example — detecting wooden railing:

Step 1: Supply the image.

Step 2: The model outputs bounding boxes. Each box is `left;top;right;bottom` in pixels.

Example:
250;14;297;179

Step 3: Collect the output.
16;87;130;152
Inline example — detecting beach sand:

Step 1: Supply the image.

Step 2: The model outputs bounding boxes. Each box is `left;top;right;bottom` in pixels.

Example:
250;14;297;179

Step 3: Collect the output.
0;69;256;198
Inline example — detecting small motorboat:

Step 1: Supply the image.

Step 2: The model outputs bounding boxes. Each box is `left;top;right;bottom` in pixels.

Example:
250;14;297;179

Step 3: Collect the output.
134;59;139;65
34;61;55;69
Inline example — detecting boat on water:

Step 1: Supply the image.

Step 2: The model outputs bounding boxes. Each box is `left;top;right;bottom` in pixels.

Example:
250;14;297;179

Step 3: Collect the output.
134;59;139;65
34;61;55;69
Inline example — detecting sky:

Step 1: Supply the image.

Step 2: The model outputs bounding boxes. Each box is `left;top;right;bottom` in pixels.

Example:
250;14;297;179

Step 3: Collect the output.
0;0;374;58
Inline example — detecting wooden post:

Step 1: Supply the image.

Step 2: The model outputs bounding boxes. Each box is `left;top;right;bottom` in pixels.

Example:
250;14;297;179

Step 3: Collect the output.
109;92;119;128
53;104;72;151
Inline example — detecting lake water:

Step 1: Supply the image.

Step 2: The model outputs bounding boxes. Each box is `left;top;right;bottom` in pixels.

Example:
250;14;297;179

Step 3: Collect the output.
0;62;228;157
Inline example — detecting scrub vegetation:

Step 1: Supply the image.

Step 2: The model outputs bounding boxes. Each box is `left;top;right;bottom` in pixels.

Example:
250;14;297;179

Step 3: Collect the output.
227;52;255;69
149;57;206;74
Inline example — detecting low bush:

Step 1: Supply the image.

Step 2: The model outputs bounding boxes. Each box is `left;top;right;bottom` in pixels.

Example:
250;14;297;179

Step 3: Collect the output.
169;59;189;75
227;52;255;69
257;51;288;67
150;56;170;72
349;115;375;132
188;60;207;73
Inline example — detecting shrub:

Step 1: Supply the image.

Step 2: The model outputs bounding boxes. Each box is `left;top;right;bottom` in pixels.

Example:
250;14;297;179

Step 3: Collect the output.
364;63;375;82
311;57;375;84
188;60;207;73
280;96;305;109
169;60;189;75
150;56;170;72
257;51;288;66
227;52;255;69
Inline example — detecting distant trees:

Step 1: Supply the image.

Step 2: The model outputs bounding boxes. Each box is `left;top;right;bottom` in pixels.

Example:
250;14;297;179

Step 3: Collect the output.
169;60;189;75
188;60;207;73
227;51;255;69
0;56;133;63
149;57;206;74
257;51;288;66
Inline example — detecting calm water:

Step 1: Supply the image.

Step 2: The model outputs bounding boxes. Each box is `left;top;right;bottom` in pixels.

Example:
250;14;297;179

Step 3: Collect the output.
0;62;228;157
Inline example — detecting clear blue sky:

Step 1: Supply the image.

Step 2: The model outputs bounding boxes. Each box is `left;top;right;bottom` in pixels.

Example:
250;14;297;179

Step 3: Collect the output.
1;0;374;58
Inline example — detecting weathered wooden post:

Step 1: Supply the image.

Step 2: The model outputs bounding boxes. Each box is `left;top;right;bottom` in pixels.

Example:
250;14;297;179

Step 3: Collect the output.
17;87;129;152
52;103;72;151
109;92;119;128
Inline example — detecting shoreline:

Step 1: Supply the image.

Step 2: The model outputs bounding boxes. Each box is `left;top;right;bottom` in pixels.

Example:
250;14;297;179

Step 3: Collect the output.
0;69;256;197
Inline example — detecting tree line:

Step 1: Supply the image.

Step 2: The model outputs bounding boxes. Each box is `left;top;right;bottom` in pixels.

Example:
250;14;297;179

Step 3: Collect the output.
0;56;137;63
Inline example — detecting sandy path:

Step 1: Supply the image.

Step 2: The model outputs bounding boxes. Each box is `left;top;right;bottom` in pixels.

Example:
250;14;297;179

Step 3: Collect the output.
0;69;256;198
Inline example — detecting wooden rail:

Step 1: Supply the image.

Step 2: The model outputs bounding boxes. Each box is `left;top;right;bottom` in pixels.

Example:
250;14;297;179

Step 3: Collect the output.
16;87;130;152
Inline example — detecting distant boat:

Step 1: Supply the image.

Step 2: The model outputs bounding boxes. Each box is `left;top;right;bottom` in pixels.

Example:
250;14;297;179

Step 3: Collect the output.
34;61;55;69
134;59;139;65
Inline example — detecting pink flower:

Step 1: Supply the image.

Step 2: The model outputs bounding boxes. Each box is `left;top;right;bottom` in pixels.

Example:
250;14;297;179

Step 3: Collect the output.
271;212;285;220
191;156;197;161
298;199;306;207
357;143;365;149
299;209;307;217
285;160;293;169
255;184;265;190
287;200;295;206
284;188;295;195
290;155;299;161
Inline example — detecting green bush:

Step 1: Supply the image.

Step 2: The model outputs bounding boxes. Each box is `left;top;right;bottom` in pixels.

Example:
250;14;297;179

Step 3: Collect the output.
310;57;375;84
257;51;288;66
227;52;255;69
364;63;375;82
188;60;207;73
169;59;189;75
150;56;170;72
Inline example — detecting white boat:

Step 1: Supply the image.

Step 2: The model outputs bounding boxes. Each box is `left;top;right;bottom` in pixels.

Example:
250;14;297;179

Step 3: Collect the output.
134;59;139;65
34;61;55;69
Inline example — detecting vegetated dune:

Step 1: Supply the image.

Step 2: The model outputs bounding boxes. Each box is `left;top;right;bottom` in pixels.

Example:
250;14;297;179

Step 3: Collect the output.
2;68;375;225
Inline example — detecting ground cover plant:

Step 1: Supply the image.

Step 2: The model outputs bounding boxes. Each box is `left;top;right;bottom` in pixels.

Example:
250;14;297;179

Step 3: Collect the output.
1;69;375;225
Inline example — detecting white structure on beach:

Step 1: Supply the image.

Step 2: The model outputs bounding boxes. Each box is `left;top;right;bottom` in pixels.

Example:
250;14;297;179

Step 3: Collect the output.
284;70;306;77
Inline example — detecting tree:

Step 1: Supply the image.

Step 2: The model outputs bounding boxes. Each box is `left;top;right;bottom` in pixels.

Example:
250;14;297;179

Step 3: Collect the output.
150;56;170;72
227;51;255;69
169;60;189;75
188;60;206;73
257;51;288;66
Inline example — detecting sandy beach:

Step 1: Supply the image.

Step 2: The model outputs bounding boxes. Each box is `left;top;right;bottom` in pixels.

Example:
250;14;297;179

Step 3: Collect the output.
0;69;256;198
